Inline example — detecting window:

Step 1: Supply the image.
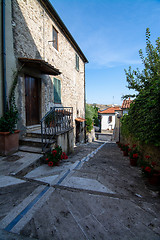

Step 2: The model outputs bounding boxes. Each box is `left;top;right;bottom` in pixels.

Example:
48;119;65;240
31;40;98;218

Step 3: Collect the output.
108;116;112;123
54;78;61;103
53;27;58;50
76;53;79;71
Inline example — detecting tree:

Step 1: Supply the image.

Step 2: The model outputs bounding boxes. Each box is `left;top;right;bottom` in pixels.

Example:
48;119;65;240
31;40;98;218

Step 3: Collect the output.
85;104;99;132
122;28;160;146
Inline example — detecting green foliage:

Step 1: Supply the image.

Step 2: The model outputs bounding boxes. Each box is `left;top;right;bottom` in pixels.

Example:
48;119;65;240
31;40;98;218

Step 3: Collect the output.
45;111;55;126
45;145;68;167
0;68;22;133
122;28;160;146
85;104;99;132
0;107;18;133
86;118;93;132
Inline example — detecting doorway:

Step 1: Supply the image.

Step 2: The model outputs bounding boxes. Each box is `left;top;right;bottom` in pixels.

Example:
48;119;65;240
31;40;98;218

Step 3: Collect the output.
25;76;41;126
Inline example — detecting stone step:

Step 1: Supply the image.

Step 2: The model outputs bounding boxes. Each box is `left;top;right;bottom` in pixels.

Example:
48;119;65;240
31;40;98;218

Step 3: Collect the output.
26;124;41;132
20;137;43;148
19;145;43;154
26;132;42;138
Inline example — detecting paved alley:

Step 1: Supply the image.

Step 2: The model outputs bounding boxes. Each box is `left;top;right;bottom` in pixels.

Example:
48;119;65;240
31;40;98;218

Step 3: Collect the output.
0;142;160;239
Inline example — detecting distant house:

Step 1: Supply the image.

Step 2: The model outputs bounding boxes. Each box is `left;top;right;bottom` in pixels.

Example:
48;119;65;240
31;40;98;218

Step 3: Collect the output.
0;0;88;152
99;107;122;131
121;98;133;115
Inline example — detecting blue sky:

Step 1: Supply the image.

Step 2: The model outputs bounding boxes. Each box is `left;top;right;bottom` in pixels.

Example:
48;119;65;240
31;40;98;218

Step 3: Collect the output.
51;0;160;105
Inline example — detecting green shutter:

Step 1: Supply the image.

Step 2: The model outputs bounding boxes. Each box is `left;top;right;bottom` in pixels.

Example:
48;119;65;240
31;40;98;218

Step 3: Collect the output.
76;54;79;71
54;78;61;103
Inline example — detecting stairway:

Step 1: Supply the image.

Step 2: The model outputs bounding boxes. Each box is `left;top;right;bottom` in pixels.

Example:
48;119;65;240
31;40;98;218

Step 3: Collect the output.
19;125;56;154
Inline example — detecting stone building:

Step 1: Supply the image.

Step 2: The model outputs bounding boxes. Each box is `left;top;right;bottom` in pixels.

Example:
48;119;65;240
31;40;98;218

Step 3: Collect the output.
0;0;88;151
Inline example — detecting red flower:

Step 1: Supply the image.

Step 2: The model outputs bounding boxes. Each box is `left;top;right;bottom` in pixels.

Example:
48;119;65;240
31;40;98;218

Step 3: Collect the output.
128;148;131;152
145;166;151;173
133;153;138;158
45;158;49;161
52;150;57;157
132;144;136;148
151;161;156;166
145;155;151;159
65;155;68;159
48;161;53;167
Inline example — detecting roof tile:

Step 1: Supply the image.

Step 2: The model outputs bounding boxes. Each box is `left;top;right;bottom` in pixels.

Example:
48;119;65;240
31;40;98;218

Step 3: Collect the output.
121;98;133;109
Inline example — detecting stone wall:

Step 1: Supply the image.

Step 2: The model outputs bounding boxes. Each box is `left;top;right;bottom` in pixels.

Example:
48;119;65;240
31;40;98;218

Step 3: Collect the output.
11;0;86;142
56;128;74;155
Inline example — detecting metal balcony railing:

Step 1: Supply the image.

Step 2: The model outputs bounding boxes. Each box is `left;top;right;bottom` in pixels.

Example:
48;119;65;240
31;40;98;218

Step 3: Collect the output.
40;107;73;152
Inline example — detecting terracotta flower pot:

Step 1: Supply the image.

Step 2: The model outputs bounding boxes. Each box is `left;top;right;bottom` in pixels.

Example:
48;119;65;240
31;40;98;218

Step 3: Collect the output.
130;158;137;166
148;173;160;186
0;130;20;156
123;151;128;156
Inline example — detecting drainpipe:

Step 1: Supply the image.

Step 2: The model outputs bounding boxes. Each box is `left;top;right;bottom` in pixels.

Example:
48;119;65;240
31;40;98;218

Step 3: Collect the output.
1;0;7;114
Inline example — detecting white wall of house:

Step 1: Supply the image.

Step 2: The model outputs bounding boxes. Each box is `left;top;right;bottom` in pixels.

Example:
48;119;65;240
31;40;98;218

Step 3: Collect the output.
101;113;115;130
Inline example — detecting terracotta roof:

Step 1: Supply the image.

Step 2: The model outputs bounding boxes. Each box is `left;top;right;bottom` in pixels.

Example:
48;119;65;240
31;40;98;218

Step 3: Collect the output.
99;107;121;114
121;98;133;109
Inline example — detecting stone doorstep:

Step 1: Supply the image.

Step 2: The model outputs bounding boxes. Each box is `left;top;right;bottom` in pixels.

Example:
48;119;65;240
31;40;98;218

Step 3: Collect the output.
26;124;41;132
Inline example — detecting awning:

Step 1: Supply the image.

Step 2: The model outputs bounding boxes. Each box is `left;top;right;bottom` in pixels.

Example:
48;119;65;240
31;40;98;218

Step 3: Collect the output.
18;58;61;75
75;117;86;122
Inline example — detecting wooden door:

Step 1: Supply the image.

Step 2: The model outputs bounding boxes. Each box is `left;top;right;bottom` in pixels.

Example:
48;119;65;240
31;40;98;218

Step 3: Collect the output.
76;121;80;143
25;76;41;126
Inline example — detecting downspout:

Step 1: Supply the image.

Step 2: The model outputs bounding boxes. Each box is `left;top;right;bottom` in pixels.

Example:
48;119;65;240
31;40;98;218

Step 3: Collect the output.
1;0;7;114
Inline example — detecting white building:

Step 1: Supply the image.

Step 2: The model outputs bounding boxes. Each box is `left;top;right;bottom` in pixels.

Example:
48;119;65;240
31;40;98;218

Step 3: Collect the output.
99;107;122;131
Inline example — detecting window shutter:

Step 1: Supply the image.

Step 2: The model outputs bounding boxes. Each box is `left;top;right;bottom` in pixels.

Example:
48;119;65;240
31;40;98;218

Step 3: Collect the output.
76;54;79;71
53;27;58;50
54;78;61;103
57;80;61;103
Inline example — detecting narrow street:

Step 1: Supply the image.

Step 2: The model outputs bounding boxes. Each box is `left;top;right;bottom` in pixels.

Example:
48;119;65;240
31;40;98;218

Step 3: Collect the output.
0;141;160;239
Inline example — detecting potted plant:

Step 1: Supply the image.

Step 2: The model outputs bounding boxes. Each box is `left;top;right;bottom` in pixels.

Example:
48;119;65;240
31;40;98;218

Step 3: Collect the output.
129;145;139;166
45;145;68;167
0;106;19;155
122;144;130;156
45;111;55;127
141;157;160;186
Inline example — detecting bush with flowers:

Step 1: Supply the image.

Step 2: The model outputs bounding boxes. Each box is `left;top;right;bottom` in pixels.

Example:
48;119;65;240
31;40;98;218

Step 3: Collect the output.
141;161;155;178
122;144;130;154
45;145;68;167
129;144;139;159
139;155;159;178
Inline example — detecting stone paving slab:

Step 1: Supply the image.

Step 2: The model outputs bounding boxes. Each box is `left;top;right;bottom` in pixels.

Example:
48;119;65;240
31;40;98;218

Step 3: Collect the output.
0;229;37;240
20;188;160;240
0;176;26;188
24;141;103;185
0;142;160;239
61;176;115;194
0;182;40;222
0;151;42;176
